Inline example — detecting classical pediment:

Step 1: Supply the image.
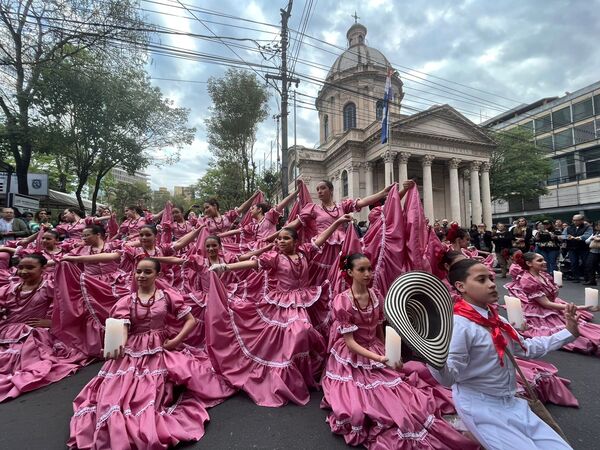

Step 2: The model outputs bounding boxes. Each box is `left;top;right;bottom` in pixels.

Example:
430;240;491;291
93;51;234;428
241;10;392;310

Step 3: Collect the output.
395;105;496;146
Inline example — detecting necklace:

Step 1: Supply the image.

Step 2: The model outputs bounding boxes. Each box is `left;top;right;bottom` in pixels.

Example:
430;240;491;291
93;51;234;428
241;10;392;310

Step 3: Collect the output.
15;280;43;307
282;252;303;279
350;286;373;322
321;203;340;219
134;288;157;321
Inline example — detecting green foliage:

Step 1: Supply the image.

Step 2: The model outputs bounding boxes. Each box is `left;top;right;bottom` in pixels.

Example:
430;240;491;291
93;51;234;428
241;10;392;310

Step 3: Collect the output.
0;0;149;194
193;160;247;211
204;69;270;198
256;168;281;204
489;128;553;202
108;182;153;216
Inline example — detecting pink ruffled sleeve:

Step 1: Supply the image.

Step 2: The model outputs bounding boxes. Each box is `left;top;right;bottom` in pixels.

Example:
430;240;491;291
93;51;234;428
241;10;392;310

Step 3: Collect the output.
299;241;323;260
224;209;239;222
165;289;192;320
519;275;546;300
298;203;316;227
257;250;279;272
341;198;362;213
265;208;282;224
332;293;358;335
110;296;132;324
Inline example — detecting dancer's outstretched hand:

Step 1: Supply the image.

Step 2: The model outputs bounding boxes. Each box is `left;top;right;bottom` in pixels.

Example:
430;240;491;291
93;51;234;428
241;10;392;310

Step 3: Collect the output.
564;303;580;337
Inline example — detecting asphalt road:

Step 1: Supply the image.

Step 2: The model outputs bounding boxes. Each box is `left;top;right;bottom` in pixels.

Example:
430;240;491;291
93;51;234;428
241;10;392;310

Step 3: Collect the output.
1;279;599;449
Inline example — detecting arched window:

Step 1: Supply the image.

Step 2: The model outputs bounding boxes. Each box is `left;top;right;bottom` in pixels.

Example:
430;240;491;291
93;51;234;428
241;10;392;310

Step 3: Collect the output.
323;114;329;140
376;100;384;121
289;161;298;181
341;170;349;197
343;102;356;131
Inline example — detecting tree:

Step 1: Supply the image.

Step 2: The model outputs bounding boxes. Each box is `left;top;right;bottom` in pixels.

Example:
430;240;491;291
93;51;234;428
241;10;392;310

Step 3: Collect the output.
0;0;147;195
109;181;152;216
489;128;553;202
256;168;280;204
35;56;194;213
194;160;246;210
205;69;269;198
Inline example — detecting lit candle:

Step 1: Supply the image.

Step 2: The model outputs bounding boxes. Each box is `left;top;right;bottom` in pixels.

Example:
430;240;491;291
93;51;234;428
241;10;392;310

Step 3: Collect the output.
104;318;126;358
553;271;563;287
585;288;599;308
385;326;402;367
504;295;525;330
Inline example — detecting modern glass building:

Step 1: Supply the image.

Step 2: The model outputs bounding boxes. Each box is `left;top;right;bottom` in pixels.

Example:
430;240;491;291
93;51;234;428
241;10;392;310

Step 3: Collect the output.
483;80;600;222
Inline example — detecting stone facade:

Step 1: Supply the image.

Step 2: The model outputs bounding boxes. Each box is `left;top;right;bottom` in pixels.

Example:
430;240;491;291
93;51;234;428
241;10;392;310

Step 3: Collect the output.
287;23;496;226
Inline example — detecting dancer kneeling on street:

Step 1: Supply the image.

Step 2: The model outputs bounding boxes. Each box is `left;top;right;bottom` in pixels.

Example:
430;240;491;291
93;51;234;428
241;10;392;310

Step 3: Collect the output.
429;259;578;450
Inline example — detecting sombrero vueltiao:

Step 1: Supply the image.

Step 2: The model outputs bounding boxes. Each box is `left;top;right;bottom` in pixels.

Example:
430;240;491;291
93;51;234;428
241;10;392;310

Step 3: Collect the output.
384;271;453;370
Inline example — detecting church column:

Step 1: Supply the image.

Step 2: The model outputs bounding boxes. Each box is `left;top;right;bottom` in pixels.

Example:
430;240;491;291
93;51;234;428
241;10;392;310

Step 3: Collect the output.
470;161;482;226
461;168;471;226
422;155;435;221
348;164;360;198
397;151;410;182
364;161;374;197
480;162;493;228
332;170;341;199
384;151;396;186
448;158;461;223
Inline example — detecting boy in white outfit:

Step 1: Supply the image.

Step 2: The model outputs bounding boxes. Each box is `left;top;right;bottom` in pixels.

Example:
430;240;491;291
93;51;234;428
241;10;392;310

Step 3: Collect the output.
429;259;577;450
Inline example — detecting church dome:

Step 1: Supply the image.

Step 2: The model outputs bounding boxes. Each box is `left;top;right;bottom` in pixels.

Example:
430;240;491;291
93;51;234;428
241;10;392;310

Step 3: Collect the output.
326;23;391;80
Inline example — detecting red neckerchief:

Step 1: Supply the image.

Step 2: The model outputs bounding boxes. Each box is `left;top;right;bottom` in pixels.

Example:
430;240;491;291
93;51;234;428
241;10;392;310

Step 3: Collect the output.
453;298;525;366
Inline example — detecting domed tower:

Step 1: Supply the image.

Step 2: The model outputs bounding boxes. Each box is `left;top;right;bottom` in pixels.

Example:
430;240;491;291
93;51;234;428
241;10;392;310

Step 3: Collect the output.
316;22;404;146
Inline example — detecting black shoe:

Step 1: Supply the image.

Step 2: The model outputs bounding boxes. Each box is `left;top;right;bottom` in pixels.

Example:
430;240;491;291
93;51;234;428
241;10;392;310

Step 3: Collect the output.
583;281;597;286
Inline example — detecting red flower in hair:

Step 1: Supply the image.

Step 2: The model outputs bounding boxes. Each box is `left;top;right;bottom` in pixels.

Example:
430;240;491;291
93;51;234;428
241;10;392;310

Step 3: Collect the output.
445;223;460;243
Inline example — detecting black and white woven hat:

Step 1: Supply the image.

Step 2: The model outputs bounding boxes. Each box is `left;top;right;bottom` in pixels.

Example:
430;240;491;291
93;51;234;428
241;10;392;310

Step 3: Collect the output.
384;271;453;370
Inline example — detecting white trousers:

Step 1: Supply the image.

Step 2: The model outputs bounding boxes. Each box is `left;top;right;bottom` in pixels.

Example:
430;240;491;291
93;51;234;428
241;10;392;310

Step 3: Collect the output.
453;387;572;450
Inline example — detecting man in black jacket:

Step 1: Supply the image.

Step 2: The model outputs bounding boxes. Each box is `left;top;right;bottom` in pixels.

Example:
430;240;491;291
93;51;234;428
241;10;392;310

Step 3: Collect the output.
562;214;592;282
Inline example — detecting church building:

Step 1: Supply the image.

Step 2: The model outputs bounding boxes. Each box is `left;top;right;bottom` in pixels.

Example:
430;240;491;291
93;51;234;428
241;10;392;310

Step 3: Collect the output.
287;22;496;227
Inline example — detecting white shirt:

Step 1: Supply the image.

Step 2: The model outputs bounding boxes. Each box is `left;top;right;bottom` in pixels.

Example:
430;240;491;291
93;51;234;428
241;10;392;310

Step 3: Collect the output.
429;303;575;397
0;218;13;245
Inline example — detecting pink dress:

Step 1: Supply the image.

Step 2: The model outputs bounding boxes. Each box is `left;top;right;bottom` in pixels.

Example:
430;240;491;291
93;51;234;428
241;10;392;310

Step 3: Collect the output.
299;199;361;285
55;218;92;240
177;253;244;348
205;246;328;407
171;220;194;241
68;289;235;450
53;244;129;357
0;281;89;402
201;210;239;242
506;267;600;356
321;290;478;449
118;216;148;241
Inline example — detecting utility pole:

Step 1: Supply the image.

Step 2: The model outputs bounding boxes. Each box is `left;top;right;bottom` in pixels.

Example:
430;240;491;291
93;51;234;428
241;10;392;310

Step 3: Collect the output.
266;0;299;198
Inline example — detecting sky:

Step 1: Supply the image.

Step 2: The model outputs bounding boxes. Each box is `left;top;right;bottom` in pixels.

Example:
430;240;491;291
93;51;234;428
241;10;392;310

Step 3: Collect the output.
140;0;600;190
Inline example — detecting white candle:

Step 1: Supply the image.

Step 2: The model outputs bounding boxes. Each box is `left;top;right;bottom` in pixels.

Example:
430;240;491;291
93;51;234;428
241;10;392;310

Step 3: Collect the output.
104;318;126;358
504;295;525;330
585;288;598;308
385;326;402;367
553;271;563;287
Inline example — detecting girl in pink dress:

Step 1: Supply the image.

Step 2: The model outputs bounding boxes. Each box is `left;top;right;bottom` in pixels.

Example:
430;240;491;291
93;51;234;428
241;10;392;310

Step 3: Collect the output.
68;258;235;450
200;192;259;239
0;254;89;402
205;215;355;407
219;190;297;251
63;224;203;288
118;205;149;241
55;208;91;240
506;251;600;356
321;253;478;449
288;180;397;286
152;235;268;348
170;206;195;240
53;226;129;357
